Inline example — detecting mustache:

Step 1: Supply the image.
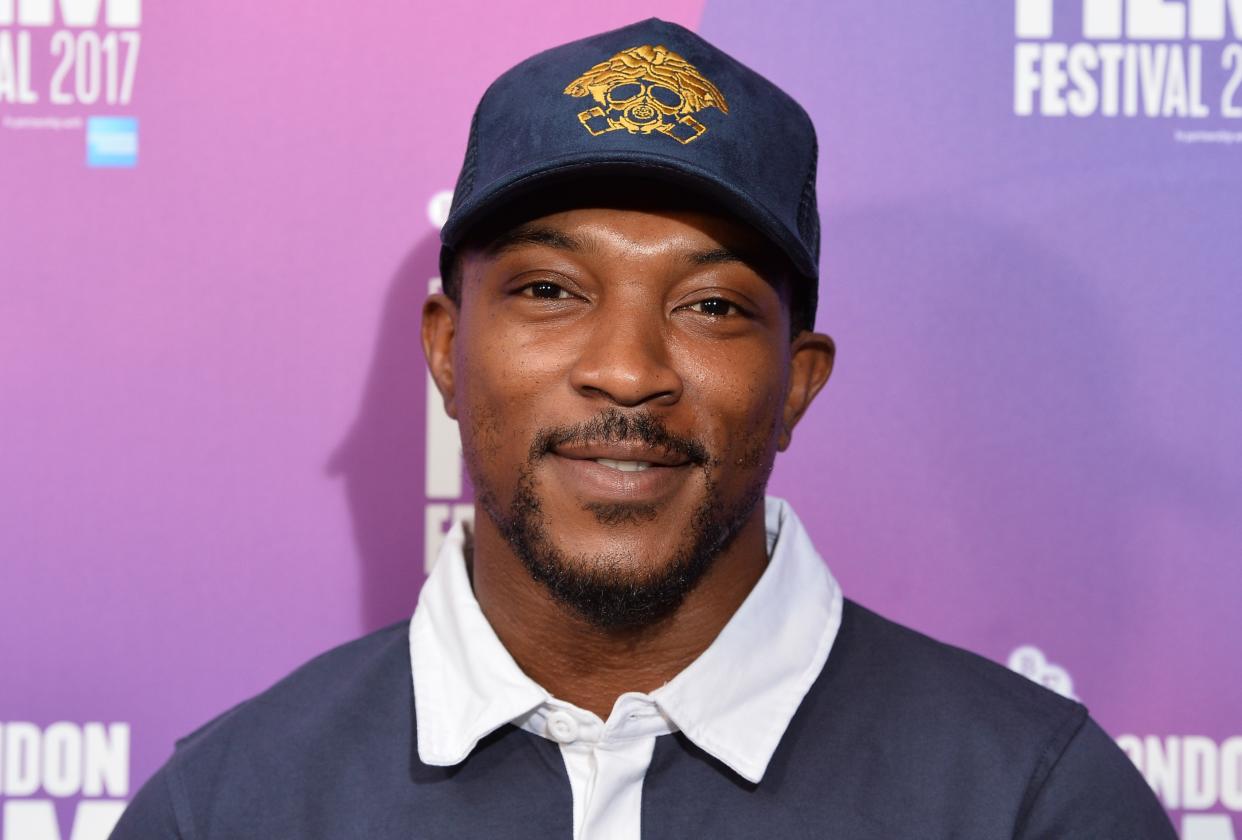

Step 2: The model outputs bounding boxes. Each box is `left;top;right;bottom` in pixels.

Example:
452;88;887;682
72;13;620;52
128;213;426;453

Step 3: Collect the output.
530;409;710;466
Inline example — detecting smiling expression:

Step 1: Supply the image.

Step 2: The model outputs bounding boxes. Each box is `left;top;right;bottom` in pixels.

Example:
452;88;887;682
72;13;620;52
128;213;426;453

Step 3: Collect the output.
425;187;831;628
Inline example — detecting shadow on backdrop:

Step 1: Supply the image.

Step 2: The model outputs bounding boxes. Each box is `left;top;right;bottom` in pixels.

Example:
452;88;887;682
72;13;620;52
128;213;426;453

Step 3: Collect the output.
329;232;441;631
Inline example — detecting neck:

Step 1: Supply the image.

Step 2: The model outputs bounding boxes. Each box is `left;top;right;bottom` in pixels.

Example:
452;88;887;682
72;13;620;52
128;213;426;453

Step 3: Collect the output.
468;503;769;719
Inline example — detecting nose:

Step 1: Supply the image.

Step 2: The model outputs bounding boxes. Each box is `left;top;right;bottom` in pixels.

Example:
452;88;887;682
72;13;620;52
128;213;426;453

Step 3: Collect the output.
568;306;683;408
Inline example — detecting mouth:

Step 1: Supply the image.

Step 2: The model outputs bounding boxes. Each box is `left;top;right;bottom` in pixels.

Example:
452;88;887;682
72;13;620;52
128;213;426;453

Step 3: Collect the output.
593;458;653;473
544;443;696;504
551;440;693;468
529;411;709;509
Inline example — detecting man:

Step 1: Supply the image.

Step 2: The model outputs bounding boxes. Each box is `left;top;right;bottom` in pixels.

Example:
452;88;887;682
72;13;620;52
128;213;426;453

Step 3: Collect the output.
111;18;1175;839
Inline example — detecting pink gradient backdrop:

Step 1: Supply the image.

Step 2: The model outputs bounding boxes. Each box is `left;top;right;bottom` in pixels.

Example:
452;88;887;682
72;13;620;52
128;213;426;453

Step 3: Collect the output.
2;0;705;797
3;1;1239;835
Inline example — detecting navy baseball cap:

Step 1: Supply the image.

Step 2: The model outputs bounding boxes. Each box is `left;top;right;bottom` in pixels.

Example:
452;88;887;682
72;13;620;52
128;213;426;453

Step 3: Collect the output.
440;17;821;324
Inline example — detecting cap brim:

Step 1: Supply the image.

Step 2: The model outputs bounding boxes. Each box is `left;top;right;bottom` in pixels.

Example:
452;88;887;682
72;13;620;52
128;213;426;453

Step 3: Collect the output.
440;150;818;280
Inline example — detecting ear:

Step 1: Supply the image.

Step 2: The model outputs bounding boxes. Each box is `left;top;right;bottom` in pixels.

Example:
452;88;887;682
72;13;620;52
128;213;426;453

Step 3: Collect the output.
778;331;835;451
422;292;460;420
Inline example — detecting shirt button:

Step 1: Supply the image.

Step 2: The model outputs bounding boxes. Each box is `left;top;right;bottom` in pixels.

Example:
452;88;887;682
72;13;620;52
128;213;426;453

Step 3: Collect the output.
546;711;580;744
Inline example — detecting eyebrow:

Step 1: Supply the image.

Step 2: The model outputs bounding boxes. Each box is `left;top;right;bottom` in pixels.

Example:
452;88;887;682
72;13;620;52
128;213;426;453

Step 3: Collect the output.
685;247;748;266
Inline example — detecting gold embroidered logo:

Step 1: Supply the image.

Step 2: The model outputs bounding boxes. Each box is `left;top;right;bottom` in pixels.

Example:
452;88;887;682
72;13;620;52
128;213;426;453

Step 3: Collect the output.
564;44;728;145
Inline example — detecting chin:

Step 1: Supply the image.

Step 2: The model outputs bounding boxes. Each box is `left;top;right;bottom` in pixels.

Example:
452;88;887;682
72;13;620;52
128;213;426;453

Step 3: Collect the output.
550;529;693;583
491;467;760;631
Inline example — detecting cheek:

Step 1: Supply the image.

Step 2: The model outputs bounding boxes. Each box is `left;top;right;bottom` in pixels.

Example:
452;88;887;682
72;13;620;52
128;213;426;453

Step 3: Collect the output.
453;309;572;478
740;415;781;469
678;342;788;468
724;397;782;472
454;317;518;476
459;395;506;468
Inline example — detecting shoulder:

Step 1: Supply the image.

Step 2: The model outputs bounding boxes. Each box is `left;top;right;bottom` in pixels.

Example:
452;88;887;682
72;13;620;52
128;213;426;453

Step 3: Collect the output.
779;600;1174;837
826;598;1083;738
176;619;412;756
112;621;415;840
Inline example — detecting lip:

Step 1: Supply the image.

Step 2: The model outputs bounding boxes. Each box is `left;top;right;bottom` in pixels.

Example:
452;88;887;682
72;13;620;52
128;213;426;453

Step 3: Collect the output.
545;451;695;503
551;442;691;467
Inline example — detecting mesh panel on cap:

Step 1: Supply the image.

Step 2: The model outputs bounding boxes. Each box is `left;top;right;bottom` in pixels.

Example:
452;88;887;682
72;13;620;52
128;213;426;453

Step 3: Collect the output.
796;136;819;260
456;109;481;206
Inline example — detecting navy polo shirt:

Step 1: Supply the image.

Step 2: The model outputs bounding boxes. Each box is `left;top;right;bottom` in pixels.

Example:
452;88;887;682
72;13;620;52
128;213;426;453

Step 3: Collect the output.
109;600;1176;839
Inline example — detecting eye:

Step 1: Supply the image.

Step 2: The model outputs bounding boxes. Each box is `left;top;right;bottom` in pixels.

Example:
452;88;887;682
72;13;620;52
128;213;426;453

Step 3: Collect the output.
521;280;572;300
687;297;740;317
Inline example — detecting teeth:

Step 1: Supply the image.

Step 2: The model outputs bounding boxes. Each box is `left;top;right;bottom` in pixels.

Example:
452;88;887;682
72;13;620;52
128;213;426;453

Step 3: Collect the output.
594;458;652;472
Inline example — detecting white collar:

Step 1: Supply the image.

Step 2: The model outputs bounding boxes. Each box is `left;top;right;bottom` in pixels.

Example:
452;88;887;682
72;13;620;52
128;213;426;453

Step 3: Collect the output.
410;496;844;784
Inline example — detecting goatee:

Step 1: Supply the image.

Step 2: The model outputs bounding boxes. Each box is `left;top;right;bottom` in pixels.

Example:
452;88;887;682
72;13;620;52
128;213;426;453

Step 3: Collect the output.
478;409;765;631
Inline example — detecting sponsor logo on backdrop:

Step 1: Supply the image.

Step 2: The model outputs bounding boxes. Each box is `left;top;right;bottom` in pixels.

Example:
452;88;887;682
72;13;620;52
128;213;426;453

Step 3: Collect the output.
0;722;129;840
0;0;142;164
85;113;134;166
424;189;474;572
1119;735;1242;838
1007;647;1241;837
1013;0;1242;128
1006;644;1079;699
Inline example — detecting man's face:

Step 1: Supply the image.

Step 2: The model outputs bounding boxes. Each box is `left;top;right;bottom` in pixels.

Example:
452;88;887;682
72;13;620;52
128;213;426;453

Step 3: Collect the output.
424;196;832;628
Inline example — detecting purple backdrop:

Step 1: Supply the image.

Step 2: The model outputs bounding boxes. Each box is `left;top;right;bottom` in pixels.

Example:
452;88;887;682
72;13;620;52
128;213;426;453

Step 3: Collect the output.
3;1;1239;837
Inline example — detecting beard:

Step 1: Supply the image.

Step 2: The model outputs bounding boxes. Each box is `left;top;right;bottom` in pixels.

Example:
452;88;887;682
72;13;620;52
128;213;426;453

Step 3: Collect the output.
475;409;768;631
